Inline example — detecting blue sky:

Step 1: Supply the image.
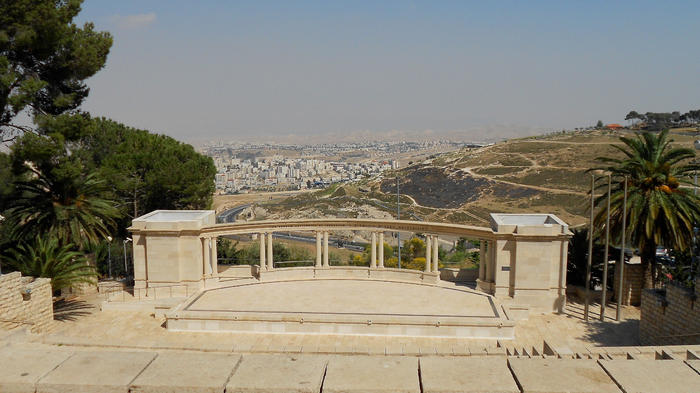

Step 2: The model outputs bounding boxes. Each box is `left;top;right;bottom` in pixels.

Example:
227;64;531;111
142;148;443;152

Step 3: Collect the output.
76;1;700;143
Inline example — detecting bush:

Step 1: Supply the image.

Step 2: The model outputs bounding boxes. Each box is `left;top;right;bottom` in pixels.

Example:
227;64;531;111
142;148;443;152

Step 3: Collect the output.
2;237;97;292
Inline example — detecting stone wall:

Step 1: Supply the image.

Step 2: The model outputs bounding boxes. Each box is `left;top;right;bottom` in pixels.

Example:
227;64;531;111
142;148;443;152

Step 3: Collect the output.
613;261;643;306
0;272;53;333
639;282;700;345
440;268;479;282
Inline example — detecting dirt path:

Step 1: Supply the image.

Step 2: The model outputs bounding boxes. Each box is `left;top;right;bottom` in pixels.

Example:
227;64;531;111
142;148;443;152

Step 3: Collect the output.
458;167;587;196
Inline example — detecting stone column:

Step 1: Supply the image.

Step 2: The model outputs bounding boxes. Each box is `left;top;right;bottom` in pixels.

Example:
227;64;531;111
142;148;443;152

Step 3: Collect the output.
315;231;322;267
259;233;266;271
267;232;274;270
479;240;486;281
210;237;218;276
378;232;384;268
432;235;439;274
425;235;432;272
486;240;494;282
370;232;377;268
202;238;210;276
323;231;329;267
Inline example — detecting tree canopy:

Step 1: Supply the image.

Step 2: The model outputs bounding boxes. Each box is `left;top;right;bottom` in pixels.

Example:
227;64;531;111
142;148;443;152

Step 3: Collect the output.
592;130;700;287
0;0;112;142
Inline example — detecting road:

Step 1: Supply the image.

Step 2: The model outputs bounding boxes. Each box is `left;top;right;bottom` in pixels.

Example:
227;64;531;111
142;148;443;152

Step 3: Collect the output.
217;204;251;223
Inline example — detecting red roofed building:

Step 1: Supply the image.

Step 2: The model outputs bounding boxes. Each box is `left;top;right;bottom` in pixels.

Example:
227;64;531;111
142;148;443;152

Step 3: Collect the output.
606;123;623;130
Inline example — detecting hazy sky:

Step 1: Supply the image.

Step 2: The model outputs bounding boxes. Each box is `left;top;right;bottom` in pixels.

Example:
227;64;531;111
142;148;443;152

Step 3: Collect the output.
76;1;700;143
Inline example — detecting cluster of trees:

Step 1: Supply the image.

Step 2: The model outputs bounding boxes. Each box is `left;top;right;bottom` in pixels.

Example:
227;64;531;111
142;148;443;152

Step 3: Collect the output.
625;110;700;131
217;236;480;271
217;238;342;267
571;129;700;290
347;236;479;270
0;1;216;291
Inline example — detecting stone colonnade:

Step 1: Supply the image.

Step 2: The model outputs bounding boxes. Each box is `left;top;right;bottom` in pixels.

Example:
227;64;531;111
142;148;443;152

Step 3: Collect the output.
250;230;443;273
130;211;571;314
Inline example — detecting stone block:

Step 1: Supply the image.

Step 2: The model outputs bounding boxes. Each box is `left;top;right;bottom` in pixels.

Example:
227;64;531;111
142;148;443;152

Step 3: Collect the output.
599;359;700;393
686;359;700;374
0;348;72;393
509;358;618;393
323;355;420;393
130;352;240;393
226;354;327;393
36;350;156;393
420;357;519;393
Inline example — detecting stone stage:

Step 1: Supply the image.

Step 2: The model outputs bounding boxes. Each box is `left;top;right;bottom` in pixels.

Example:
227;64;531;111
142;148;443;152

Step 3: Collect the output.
166;279;515;339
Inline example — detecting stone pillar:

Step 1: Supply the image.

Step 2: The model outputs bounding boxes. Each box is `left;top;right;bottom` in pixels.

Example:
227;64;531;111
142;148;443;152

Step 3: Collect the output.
425;235;432;272
202;237;210;276
432;235;439;274
259;233;266;271
267;232;274;270
323;231;329;267
485;241;493;282
210;237;218;276
479;240;486;281
370;232;377;268
378;232;384;268
315;232;322;267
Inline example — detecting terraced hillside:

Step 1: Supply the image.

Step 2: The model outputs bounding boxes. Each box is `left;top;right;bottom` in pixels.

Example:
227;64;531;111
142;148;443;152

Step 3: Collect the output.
248;129;700;227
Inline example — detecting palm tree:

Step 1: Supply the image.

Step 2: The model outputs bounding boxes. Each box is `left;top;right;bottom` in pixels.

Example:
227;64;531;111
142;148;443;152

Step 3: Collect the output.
2;237;97;291
592;130;700;288
6;171;119;248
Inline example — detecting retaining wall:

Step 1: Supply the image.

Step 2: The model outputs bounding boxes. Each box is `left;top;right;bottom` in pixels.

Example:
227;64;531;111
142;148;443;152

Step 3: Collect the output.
640;282;700;345
0;272;53;333
613;262;643;306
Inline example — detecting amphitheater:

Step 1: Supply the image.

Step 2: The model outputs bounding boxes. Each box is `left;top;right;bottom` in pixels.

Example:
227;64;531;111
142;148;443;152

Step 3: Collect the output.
1;209;699;392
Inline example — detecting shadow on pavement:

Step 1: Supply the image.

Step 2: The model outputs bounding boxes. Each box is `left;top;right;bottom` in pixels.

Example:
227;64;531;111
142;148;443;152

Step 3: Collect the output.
53;298;95;322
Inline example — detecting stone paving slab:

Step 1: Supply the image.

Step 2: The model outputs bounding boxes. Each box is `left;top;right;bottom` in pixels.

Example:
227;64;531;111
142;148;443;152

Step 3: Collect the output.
686;360;700;374
0;347;73;393
420;356;519;393
599;359;700;393
36;350;156;393
323;355;420;393
226;353;327;393
509;358;619;393
130;352;241;393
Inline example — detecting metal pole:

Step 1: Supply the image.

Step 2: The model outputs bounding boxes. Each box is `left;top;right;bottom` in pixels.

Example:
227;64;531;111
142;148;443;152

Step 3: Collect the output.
600;174;611;321
397;176;401;269
616;176;628;321
123;241;129;276
584;174;595;322
108;243;112;279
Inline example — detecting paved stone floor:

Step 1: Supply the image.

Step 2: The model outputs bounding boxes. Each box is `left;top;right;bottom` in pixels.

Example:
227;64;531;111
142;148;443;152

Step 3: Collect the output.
188;280;497;318
36;291;641;356
1;341;699;393
2;290;696;393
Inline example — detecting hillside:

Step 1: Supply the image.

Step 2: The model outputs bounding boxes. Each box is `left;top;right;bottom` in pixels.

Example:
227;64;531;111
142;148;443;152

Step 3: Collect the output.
234;129;700;228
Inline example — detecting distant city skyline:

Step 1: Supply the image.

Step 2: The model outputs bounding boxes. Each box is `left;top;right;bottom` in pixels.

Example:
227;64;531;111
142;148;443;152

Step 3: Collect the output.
76;1;700;143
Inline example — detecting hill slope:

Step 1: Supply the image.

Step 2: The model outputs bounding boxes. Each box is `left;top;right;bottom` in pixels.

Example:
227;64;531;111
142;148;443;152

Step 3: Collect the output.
254;129;699;227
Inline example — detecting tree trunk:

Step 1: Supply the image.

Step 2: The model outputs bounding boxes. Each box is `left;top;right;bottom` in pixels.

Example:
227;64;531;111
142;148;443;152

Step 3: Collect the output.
640;242;656;289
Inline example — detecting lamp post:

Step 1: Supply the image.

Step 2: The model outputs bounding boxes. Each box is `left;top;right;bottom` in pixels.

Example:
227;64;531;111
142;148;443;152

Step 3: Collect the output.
396;175;401;269
123;238;132;277
107;236;113;279
0;214;4;275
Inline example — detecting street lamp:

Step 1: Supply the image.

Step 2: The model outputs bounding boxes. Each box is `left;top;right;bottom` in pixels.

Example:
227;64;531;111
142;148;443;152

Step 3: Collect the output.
123;238;132;277
0;214;4;275
106;236;113;279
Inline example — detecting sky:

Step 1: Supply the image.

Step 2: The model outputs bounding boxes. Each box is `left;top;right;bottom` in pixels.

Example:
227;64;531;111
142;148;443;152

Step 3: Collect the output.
76;1;700;144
